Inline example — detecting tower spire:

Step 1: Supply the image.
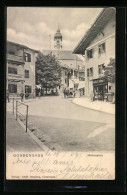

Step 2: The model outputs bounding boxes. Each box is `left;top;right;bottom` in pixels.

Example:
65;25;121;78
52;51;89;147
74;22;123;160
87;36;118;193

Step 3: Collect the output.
54;25;62;49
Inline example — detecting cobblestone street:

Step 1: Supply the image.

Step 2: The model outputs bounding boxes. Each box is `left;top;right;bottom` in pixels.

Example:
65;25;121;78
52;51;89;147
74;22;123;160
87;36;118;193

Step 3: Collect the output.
7;96;115;151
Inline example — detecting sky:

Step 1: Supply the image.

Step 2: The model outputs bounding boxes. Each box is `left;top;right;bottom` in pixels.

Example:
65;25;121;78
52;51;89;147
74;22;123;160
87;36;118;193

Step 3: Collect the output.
7;7;103;51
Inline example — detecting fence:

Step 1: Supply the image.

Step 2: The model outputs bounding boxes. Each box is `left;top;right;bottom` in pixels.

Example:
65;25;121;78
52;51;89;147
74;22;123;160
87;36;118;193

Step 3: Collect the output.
12;98;29;132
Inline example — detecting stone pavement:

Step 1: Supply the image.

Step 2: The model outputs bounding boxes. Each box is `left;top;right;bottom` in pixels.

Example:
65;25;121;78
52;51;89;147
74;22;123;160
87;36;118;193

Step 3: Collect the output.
6;112;43;152
72;97;115;115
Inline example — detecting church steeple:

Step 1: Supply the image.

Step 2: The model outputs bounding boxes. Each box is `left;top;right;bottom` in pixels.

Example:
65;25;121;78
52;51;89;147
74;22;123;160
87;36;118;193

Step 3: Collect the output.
54;25;62;49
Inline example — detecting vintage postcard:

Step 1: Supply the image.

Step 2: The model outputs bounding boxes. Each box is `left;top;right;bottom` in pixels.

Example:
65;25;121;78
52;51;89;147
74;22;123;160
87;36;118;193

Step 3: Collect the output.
6;7;115;180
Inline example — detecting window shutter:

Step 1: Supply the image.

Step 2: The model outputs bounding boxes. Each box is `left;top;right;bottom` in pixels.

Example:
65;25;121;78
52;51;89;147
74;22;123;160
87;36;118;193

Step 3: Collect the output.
92;67;93;76
102;43;106;52
28;54;31;62
87;50;89;58
87;69;89;77
98;45;101;54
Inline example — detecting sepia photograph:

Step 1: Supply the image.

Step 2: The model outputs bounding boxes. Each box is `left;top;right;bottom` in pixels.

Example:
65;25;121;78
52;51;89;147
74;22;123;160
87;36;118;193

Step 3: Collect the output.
6;7;116;180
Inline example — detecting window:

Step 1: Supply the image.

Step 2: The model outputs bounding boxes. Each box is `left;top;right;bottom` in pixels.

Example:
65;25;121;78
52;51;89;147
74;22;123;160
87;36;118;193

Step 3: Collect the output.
25;85;32;93
24;53;31;62
8;84;17;93
98;42;106;55
98;65;102;74
79;77;85;81
87;49;93;58
25;70;29;78
65;79;67;83
8;67;17;74
90;67;93;76
98;64;105;75
87;68;93;77
87;69;89;77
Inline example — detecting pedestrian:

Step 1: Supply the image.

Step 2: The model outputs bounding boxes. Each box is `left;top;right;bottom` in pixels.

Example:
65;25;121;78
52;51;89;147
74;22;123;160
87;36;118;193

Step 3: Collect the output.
25;91;29;99
90;91;94;101
20;92;24;102
66;87;70;98
38;90;41;98
41;88;44;96
63;88;66;98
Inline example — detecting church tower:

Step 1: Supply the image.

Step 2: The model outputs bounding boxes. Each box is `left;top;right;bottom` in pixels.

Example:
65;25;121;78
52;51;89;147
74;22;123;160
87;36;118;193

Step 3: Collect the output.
54;26;62;49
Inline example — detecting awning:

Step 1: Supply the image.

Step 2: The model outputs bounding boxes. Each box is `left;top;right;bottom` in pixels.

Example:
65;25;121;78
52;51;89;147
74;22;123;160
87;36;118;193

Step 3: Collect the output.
8;79;25;83
92;77;108;85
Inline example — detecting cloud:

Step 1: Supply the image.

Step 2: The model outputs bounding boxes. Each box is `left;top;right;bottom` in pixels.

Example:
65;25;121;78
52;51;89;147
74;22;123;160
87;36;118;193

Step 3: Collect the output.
62;23;88;40
7;7;103;50
7;28;45;50
7;21;90;50
60;23;89;50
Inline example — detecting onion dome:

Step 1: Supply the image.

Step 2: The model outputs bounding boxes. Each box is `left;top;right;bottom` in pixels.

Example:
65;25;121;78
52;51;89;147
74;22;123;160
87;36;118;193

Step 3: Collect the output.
54;28;62;40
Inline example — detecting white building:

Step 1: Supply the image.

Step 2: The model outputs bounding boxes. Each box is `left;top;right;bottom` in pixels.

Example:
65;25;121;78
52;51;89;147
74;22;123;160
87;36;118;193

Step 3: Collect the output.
6;41;38;98
73;7;115;101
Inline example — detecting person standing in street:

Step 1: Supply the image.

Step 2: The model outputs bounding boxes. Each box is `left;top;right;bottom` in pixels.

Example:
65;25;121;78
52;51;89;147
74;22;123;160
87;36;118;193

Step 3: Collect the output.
38;89;41;98
20;92;24;102
63;88;66;98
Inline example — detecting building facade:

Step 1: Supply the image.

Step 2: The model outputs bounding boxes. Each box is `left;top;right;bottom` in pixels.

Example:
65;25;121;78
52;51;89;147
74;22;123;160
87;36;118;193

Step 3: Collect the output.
6;41;38;98
73;8;115;101
42;27;85;95
42;49;85;90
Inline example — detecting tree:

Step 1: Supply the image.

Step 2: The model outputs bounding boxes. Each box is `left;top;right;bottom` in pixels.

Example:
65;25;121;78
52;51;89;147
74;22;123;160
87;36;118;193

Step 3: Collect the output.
36;52;61;94
104;58;115;83
104;58;115;103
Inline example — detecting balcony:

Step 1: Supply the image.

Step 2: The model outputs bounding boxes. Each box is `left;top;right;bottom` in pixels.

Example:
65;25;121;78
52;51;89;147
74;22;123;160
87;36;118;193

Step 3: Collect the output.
7;54;24;64
8;73;25;82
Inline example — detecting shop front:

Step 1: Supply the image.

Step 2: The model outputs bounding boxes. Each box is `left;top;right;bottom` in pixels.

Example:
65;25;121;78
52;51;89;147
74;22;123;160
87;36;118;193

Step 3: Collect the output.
7;76;25;98
92;78;108;101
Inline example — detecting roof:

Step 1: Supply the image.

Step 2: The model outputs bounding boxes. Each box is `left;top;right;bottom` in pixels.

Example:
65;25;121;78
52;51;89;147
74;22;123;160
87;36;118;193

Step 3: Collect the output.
7;41;39;53
73;7;116;54
42;50;84;61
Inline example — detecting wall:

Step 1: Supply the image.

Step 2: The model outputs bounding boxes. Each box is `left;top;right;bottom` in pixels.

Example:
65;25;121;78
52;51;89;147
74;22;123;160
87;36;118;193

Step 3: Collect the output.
60;59;85;89
8;62;25;94
24;49;36;97
85;16;115;96
54;38;62;49
7;42;37;97
60;59;84;70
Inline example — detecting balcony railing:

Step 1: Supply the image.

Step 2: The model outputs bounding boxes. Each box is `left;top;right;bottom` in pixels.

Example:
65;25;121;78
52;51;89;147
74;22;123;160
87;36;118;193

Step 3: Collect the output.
8;73;25;82
7;54;24;64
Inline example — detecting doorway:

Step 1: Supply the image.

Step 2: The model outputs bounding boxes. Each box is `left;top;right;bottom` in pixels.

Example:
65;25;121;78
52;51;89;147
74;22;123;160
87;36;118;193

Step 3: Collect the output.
93;84;108;101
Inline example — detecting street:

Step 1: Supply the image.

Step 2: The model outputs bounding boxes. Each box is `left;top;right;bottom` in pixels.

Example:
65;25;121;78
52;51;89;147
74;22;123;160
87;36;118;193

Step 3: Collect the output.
22;96;115;151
